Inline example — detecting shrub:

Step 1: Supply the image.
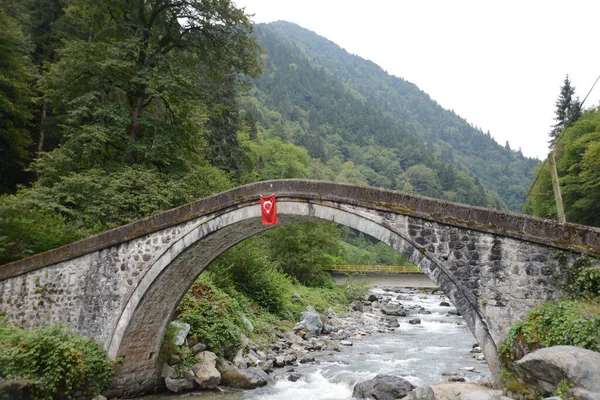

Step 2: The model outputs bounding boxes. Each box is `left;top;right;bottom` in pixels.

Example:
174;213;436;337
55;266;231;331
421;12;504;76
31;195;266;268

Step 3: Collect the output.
0;319;114;399
209;242;295;316
499;299;600;365
176;278;248;355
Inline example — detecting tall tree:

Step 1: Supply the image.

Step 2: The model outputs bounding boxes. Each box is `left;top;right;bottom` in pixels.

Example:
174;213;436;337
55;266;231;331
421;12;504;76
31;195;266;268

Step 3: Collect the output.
0;2;35;193
549;75;581;146
36;0;262;181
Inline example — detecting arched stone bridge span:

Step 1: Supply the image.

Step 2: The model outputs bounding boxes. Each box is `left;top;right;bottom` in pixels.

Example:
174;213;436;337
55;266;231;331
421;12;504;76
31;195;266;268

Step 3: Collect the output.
1;180;599;396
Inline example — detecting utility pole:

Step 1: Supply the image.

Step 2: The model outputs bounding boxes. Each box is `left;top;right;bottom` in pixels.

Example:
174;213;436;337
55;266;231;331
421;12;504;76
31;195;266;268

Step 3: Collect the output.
547;150;566;223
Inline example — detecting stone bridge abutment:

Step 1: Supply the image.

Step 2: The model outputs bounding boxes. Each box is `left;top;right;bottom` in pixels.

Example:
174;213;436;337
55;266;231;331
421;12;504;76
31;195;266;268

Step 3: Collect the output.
1;180;599;396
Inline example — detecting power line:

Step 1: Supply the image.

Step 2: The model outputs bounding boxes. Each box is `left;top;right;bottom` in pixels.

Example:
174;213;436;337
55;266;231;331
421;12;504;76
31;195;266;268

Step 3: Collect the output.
525;73;600;201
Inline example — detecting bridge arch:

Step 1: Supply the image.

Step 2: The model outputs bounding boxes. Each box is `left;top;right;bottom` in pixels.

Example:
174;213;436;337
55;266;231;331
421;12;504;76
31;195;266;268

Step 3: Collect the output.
108;200;495;392
1;180;598;396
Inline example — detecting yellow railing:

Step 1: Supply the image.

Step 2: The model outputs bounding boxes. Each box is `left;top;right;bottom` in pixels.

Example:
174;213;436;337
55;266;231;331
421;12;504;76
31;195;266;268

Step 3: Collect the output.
330;265;423;274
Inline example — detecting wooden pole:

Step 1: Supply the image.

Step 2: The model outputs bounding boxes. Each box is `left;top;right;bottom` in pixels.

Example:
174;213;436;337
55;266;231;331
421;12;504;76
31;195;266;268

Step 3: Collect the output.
548;150;566;223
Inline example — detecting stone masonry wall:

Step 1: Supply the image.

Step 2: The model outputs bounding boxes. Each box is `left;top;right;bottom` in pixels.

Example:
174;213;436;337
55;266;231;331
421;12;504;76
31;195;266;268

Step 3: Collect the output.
0;218;207;349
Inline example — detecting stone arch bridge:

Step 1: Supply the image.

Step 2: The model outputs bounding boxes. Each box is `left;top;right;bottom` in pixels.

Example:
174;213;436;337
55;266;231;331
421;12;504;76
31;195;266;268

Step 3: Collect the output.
1;180;599;396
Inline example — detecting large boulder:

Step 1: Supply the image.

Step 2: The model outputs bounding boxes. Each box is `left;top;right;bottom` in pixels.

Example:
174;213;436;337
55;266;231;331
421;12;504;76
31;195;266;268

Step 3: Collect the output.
297;308;324;336
514;346;600;395
352;374;415;400
192;351;221;389
165;376;196;393
380;303;407;316
216;358;271;389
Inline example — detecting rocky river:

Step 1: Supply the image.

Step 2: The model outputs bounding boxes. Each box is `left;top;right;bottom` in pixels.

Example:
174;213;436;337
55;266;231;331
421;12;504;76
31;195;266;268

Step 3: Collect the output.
135;286;491;400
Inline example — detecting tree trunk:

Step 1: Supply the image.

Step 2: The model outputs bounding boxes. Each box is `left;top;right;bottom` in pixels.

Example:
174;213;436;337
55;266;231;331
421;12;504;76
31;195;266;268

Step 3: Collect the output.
38;101;47;154
127;86;146;141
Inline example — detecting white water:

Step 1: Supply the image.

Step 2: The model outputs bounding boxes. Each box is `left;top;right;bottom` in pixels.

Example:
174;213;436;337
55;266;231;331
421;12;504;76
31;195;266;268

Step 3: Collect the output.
143;288;489;400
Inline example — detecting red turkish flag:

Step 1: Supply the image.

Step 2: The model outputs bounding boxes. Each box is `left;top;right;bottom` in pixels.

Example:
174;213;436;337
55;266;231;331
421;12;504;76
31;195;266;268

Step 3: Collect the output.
260;194;278;225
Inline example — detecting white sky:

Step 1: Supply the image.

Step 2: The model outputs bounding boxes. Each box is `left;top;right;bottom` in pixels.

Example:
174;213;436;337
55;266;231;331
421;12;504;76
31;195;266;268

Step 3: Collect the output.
233;0;600;160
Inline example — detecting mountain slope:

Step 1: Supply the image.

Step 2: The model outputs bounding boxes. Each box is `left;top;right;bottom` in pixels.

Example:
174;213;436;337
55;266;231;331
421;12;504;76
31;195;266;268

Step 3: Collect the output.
244;21;537;211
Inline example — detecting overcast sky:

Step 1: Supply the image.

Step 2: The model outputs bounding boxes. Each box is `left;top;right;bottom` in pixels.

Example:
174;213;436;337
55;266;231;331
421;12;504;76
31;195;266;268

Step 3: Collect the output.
233;0;600;160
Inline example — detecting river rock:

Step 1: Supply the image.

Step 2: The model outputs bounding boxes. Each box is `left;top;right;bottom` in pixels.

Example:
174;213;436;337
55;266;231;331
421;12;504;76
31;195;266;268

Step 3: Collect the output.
274;355;286;368
288;373;303;382
262;359;274;372
408;318;421;325
284;354;297;365
161;363;177;379
340;340;353;346
165;376;196;393
387;318;400;328
439;301;451;307
191;342;207;354
169;321;190;345
284;330;304;344
245;351;260;367
367;294;379;302
404;386;436;400
380;303;407;316
300;355;316;364
431;382;510;399
567;387;600;400
352;374;415;400
192;351;221;388
216;359;271;389
233;349;247;369
352;302;364;312
297;308;324;335
322;323;334;334
514;345;600;395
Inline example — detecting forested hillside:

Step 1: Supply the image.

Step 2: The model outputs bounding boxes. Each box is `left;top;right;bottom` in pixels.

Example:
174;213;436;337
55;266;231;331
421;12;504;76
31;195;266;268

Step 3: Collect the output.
243;21;538;211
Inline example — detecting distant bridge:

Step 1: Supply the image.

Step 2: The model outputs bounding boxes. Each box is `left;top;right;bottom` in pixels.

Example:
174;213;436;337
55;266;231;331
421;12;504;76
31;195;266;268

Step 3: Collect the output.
331;264;424;274
329;264;435;287
1;179;599;396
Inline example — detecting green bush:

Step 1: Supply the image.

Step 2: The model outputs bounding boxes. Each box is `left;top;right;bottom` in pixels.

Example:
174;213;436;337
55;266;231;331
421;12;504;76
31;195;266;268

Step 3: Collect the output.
209;242;295;316
0;319;114;399
176;278;248;355
499;299;600;365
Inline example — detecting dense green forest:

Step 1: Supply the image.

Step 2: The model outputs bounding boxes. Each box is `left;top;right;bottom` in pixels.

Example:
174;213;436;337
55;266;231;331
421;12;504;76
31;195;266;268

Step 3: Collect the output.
3;3;587;268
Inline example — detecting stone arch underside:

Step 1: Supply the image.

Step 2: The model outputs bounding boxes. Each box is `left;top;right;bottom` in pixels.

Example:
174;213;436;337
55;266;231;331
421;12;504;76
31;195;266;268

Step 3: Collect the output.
109;201;496;395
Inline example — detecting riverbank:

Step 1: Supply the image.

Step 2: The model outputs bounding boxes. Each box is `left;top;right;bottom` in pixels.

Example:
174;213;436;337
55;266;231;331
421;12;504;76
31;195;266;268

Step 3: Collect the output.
140;286;490;400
